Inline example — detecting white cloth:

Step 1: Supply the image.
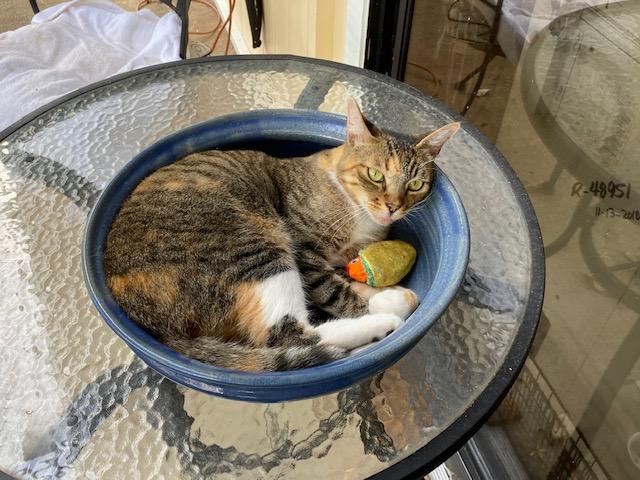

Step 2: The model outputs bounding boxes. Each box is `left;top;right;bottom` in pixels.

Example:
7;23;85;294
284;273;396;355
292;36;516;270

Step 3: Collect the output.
0;0;181;132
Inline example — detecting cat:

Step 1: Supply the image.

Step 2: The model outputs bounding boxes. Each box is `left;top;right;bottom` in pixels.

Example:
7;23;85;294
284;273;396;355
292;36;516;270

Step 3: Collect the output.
104;98;460;371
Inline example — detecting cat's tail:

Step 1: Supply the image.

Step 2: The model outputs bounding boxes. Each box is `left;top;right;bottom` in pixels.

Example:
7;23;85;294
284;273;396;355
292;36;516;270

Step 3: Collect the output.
165;336;347;372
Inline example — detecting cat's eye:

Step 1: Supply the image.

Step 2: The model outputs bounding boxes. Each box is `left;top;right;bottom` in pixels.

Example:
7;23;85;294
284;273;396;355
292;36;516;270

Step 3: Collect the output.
407;179;425;191
368;167;384;183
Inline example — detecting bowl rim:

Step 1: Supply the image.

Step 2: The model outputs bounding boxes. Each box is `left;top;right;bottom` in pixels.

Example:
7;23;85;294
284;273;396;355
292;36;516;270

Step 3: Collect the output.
82;109;470;394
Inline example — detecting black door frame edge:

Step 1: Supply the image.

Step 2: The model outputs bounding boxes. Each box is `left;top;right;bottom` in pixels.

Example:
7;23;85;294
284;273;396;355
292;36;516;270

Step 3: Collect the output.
364;0;415;81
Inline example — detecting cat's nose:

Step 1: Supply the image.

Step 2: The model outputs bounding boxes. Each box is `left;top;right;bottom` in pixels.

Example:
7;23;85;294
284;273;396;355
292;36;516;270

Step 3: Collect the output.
385;202;400;214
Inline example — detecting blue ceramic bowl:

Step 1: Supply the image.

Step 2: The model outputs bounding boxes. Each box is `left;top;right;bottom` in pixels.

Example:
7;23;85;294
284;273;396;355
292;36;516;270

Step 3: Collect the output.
82;110;469;402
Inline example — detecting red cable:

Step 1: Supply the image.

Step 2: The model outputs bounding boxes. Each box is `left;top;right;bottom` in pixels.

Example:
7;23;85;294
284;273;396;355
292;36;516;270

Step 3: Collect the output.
407;61;441;97
225;0;234;55
137;0;234;56
207;0;235;56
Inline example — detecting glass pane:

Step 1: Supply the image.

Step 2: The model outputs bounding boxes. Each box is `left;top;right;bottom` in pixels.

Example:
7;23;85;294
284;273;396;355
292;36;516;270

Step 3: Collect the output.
405;1;640;479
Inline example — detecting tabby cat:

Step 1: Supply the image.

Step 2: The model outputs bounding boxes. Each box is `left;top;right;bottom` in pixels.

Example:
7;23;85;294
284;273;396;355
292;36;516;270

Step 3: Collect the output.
104;98;460;371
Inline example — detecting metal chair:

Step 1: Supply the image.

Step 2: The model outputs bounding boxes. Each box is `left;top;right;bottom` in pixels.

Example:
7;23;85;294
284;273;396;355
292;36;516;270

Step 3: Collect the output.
447;0;505;115
27;0;191;59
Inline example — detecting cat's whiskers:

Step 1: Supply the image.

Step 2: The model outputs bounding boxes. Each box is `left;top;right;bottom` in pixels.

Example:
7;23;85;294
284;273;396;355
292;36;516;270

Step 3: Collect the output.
315;202;353;219
412;190;435;209
399;213;422;239
312;205;356;235
313;207;358;250
325;209;364;247
326;207;370;248
397;190;435;237
313;201;362;227
315;206;354;225
336;209;370;244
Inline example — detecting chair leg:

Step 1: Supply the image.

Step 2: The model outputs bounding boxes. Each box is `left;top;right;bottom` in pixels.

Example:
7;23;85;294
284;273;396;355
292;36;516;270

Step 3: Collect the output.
29;0;40;14
539;160;565;193
545;193;592;257
177;0;190;59
455;0;504;115
459;49;496;115
455;64;484;90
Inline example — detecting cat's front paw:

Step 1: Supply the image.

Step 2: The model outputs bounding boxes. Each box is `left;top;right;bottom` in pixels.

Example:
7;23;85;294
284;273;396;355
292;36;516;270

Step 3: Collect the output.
368;287;419;320
363;313;404;343
316;313;403;350
349;313;403;355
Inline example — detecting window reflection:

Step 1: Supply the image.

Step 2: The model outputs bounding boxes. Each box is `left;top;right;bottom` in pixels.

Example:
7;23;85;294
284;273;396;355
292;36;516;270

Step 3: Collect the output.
405;1;640;478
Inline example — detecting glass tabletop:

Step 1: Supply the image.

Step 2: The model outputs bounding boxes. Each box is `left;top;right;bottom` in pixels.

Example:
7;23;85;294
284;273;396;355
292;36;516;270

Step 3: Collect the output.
0;56;543;479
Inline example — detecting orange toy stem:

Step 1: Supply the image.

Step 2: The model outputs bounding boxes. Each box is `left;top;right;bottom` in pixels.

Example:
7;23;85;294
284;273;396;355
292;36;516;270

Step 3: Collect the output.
346;257;368;283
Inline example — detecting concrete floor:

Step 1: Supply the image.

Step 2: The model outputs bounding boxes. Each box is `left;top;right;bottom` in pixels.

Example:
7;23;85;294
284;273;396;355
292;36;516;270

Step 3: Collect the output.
0;0;35;32
405;1;640;479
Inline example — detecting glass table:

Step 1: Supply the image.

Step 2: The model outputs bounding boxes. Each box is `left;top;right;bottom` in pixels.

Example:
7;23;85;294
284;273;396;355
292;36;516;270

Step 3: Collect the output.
0;56;543;479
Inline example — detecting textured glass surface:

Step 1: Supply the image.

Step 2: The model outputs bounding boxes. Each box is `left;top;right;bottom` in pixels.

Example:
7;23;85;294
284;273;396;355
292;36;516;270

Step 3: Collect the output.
0;58;534;479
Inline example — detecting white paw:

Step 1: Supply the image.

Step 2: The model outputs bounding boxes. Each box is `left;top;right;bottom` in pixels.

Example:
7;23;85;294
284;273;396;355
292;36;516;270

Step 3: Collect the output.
368;287;419;320
361;313;404;343
315;313;403;350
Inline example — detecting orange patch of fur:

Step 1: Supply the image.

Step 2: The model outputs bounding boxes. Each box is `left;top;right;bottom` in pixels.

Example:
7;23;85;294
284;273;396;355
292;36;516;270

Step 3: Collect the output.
403;290;418;310
191;175;219;189
234;356;265;372
137;174;218;193
109;268;179;306
229;282;270;345
133;170;217;194
132;177;156;193
133;171;181;193
163;180;186;190
242;212;291;252
317;145;343;171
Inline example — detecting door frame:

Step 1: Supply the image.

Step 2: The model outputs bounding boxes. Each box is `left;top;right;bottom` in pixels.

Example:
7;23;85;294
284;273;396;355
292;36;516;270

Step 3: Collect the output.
364;0;414;80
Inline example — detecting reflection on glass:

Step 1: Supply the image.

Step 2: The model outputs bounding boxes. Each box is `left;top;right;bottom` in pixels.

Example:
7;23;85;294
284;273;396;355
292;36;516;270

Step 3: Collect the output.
406;1;639;479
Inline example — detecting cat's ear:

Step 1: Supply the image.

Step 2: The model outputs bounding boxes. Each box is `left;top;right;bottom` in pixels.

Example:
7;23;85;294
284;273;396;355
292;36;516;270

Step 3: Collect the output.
416;122;461;157
346;97;376;145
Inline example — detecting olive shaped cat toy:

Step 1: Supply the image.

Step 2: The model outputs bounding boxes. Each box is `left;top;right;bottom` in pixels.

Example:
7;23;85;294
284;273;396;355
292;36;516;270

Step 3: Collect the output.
347;240;417;287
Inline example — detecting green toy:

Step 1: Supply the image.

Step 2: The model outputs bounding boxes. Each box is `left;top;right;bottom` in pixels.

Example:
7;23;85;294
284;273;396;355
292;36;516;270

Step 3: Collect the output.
346;240;417;287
